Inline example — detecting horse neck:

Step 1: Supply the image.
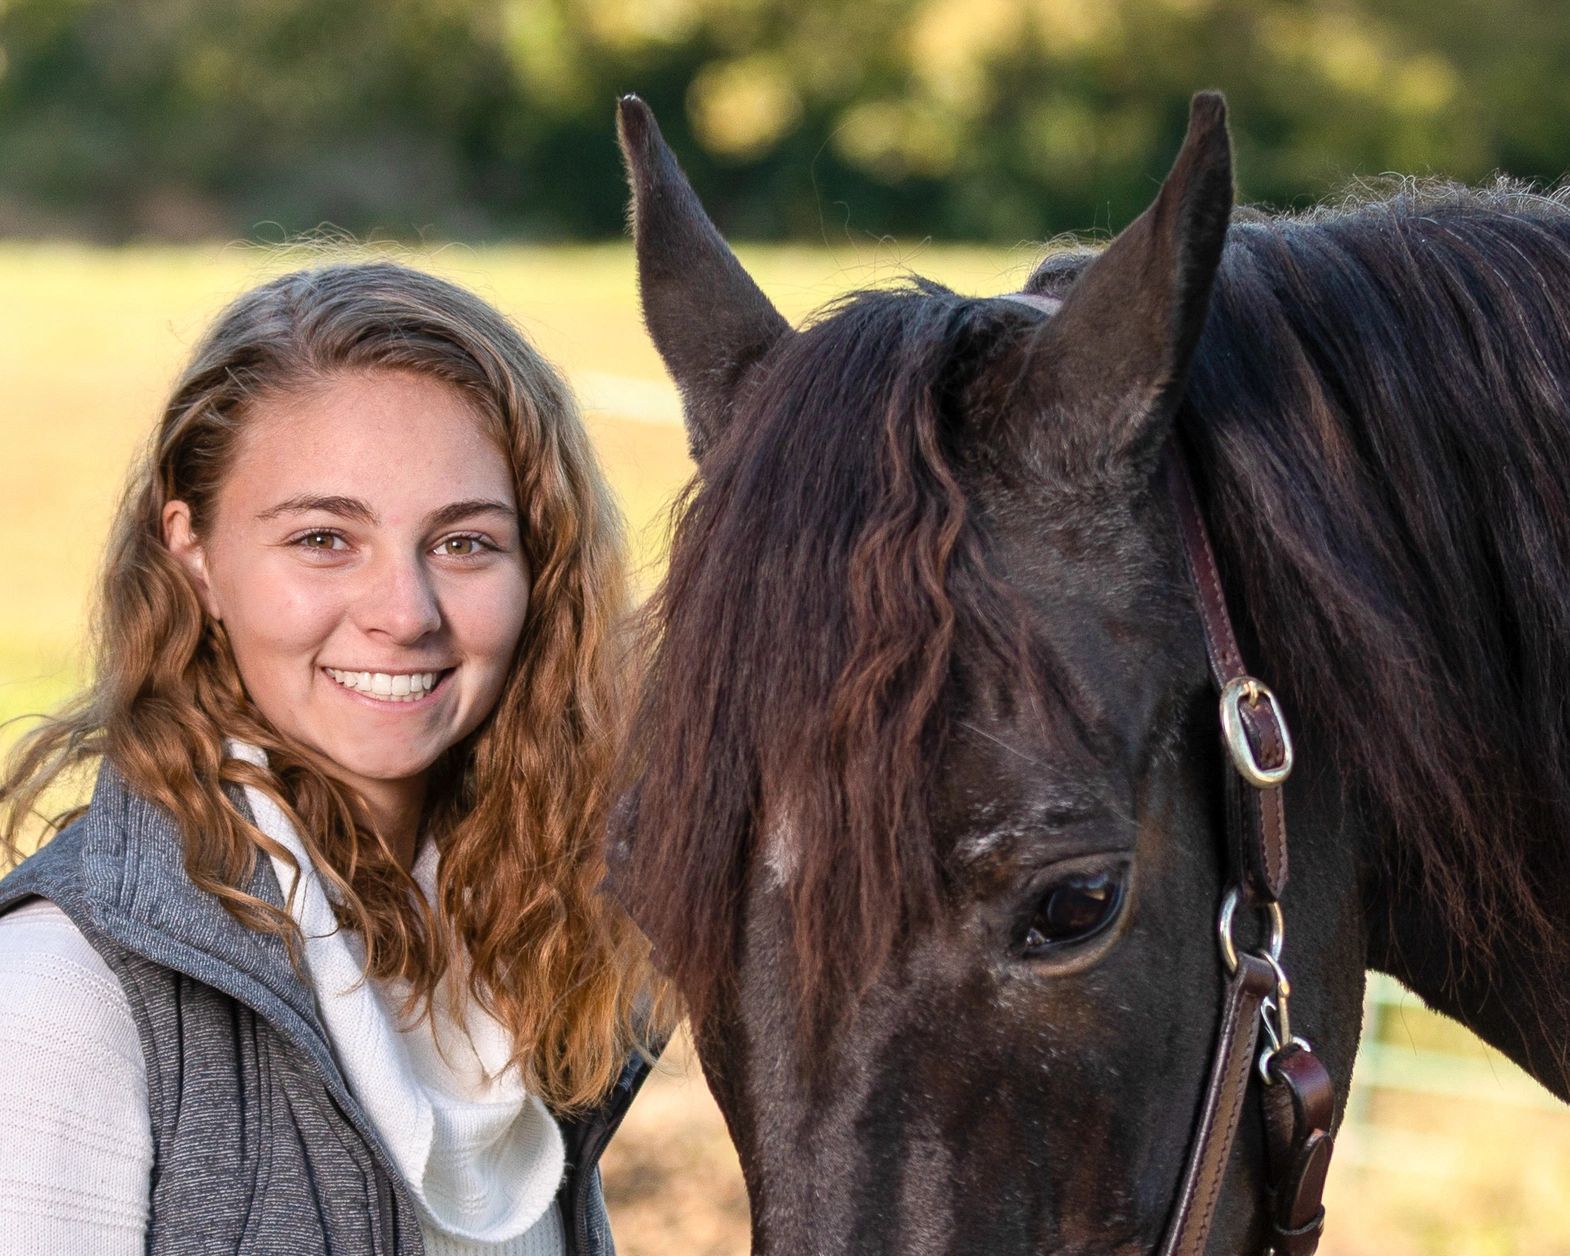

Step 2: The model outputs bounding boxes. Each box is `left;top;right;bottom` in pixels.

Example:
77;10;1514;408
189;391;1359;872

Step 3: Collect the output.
1183;211;1570;1102
1363;845;1570;1103
1194;406;1570;1104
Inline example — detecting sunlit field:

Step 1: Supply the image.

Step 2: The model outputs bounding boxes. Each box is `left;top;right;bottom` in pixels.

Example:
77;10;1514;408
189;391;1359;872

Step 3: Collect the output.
2;244;1567;1253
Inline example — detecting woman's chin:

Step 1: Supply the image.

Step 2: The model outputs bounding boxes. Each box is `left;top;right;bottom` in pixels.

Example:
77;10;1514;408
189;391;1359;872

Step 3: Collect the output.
305;746;442;797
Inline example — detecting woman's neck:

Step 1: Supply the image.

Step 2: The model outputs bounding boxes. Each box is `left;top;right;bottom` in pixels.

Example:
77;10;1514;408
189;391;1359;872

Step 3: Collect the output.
377;793;425;872
344;774;427;872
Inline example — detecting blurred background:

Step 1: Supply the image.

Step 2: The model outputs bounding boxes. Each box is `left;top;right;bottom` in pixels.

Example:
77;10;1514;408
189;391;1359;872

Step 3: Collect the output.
6;0;1570;243
2;1;1569;1252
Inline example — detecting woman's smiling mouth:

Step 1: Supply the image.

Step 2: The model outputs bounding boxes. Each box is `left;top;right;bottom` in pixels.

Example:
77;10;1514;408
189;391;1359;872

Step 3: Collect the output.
323;667;452;703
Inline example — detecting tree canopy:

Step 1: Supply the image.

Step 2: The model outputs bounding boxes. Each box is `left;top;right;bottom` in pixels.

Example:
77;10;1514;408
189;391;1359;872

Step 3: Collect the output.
1;0;1565;241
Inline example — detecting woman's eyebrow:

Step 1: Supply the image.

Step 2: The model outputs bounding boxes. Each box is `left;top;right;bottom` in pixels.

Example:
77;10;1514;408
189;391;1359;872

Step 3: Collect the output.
253;496;515;528
424;499;516;529
256;494;376;523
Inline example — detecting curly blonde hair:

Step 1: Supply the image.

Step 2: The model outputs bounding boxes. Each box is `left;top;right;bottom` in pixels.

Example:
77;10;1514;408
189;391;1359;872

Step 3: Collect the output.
1;260;662;1110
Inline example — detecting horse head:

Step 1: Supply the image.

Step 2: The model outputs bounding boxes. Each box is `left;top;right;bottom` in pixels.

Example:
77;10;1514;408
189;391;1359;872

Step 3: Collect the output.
613;93;1384;1254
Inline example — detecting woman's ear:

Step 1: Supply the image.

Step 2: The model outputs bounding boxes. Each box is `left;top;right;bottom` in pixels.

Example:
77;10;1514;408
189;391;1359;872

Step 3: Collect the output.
161;500;222;620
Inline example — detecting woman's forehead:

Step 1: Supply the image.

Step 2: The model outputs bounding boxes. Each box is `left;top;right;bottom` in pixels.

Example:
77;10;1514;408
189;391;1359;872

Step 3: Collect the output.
222;370;518;524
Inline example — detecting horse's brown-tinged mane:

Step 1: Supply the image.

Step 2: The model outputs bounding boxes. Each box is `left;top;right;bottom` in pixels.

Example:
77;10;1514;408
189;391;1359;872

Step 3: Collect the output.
615;285;1100;1025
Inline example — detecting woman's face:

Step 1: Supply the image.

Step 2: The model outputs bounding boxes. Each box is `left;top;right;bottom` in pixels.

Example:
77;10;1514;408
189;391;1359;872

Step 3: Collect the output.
164;368;530;818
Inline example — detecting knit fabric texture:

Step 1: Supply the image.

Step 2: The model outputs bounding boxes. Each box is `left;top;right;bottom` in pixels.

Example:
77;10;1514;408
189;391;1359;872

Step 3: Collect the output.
234;742;565;1252
0;898;151;1254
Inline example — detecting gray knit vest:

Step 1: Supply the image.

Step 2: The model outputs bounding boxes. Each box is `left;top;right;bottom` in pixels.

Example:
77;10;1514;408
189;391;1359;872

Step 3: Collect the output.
0;765;643;1256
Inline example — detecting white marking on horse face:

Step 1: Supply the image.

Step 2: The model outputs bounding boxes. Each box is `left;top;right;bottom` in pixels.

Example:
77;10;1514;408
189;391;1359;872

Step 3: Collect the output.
952;789;1111;862
763;807;801;888
961;821;1034;860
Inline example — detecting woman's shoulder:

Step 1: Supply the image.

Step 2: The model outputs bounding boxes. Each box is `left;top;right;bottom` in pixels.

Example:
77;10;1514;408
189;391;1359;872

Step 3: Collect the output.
0;765;144;911
0;898;142;1068
0;760;230;923
0;895;102;951
0;899;152;1252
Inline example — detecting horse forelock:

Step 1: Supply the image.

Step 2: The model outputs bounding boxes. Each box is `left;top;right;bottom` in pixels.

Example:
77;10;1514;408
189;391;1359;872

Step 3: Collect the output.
617;283;1084;1027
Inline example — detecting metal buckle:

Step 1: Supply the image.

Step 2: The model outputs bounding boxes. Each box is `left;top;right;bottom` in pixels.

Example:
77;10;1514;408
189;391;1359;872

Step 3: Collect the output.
1217;888;1314;1084
1219;676;1294;789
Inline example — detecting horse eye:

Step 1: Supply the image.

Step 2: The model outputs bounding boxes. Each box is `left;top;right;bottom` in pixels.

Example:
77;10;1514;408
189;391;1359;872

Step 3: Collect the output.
1022;870;1125;953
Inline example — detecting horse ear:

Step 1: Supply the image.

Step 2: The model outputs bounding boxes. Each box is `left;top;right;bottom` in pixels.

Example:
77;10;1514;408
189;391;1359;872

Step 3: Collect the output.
617;95;790;463
1029;92;1233;477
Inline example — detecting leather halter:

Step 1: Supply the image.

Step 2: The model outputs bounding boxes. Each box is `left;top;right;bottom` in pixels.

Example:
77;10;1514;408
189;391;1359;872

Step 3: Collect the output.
1002;291;1337;1254
1158;451;1334;1256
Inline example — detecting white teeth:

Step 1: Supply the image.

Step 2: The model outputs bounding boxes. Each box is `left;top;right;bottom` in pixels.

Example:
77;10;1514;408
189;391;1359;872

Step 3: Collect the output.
325;668;444;702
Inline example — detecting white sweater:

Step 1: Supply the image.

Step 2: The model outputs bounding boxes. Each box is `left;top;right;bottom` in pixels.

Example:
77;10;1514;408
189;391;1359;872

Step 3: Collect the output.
0;899;150;1256
0;791;567;1254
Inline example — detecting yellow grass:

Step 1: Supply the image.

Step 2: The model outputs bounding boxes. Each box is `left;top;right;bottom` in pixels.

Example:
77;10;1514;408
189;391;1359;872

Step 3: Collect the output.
2;244;1566;1251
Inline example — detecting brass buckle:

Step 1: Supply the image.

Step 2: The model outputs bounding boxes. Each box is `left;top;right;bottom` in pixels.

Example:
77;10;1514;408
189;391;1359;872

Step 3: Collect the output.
1219;676;1294;789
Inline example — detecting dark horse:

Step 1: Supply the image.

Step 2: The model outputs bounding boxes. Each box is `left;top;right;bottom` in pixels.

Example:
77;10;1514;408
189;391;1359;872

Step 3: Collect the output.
611;91;1570;1254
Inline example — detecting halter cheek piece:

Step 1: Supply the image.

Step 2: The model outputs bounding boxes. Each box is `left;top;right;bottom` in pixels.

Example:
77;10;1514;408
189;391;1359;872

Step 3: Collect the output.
1005;291;1337;1256
1159;451;1334;1256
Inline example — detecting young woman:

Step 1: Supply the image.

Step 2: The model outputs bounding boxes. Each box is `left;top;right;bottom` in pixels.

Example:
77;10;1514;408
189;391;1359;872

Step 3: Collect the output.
0;260;662;1254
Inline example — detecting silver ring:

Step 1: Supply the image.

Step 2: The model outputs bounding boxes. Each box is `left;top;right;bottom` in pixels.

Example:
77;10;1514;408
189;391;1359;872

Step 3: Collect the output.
1216;886;1285;975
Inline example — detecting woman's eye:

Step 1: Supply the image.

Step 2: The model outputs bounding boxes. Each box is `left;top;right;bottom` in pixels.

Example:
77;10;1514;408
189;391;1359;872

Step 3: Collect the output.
1022;870;1126;953
438;535;488;557
298;530;344;551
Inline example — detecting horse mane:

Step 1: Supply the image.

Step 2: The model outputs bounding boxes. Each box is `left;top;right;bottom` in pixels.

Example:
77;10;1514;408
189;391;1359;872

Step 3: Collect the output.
614;284;1086;1022
1179;179;1570;974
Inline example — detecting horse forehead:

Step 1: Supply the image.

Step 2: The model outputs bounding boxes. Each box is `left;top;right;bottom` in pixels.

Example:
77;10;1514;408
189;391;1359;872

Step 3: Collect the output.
988;507;1193;690
937;727;1117;842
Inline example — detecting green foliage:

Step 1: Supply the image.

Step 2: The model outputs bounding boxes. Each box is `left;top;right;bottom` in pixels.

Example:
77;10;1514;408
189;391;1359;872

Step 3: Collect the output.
0;0;522;238
2;0;1569;241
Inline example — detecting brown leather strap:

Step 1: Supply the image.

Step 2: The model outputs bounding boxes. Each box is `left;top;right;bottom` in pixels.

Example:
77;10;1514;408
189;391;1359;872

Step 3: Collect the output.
1160;444;1334;1256
1157;954;1277;1256
1165;451;1291;904
1262;1046;1335;1255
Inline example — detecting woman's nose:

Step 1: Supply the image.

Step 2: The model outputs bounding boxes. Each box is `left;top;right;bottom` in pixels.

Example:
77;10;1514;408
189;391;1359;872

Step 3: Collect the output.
353;553;442;643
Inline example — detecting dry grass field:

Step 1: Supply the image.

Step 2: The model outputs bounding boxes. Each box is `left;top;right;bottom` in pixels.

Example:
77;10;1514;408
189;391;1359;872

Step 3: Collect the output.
2;243;1566;1253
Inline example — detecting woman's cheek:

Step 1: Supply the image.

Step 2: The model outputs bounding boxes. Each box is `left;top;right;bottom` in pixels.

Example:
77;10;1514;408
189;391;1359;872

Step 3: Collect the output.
454;568;531;687
465;565;530;653
215;558;348;688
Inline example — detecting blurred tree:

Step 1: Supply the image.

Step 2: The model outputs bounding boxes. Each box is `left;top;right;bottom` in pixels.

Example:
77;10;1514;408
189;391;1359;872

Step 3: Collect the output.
497;0;1570;239
0;0;524;239
0;0;1567;242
